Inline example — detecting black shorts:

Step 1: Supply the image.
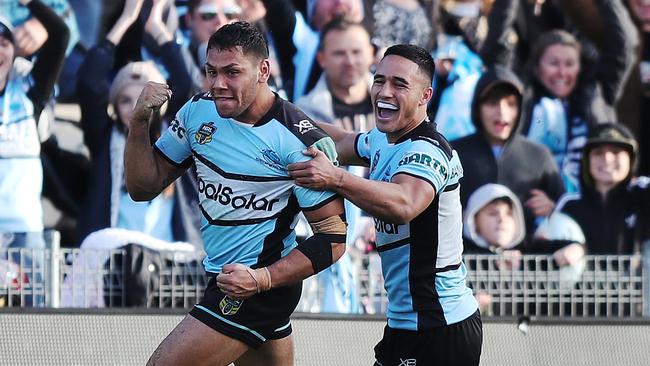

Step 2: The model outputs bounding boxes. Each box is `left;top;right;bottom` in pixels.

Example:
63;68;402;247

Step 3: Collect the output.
189;274;302;349
373;310;483;366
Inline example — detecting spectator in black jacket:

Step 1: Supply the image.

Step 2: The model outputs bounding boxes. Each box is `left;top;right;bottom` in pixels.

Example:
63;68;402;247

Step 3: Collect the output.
556;123;650;254
452;66;564;235
0;0;69;306
75;0;200;247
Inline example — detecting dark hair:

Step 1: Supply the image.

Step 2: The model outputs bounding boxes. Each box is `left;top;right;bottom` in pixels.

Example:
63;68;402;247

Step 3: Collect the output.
207;21;269;60
318;17;369;50
383;44;435;85
527;30;581;73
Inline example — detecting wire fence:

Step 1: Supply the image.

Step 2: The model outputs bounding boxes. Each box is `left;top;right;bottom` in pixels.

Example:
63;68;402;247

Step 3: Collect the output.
0;240;646;317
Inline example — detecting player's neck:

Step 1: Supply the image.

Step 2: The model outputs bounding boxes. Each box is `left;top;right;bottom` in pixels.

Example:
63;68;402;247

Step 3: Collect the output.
387;110;428;143
234;86;276;124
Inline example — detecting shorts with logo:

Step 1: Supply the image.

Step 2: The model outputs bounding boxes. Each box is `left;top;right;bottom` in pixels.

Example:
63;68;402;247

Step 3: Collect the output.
189;274;302;349
373;310;482;366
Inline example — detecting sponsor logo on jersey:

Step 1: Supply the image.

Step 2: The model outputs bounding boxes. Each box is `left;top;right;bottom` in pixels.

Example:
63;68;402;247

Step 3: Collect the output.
195;122;217;144
370;150;381;174
219;296;243;315
198;178;280;211
169;118;186;140
294;119;317;134
374;218;399;234
398;153;448;179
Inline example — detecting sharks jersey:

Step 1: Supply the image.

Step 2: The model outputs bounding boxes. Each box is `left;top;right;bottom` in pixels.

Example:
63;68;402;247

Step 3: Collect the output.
355;121;477;330
0;75;43;232
155;93;338;273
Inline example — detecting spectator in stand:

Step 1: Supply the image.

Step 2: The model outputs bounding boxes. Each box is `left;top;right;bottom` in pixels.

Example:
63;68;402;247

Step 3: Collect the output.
452;66;564;235
619;0;650;176
75;0;200;247
463;183;586;312
0;0;69;306
556;123;650;255
485;0;638;193
437;0;494;53
260;0;368;100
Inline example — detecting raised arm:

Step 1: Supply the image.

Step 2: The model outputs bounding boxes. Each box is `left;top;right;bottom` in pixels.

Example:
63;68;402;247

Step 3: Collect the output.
124;82;187;201
215;198;347;299
23;0;69;117
288;148;435;224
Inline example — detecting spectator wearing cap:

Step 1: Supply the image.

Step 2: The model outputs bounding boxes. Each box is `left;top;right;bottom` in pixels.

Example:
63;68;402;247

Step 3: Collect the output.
452;66;564;235
0;0;69;306
75;0;199;247
556;123;650;254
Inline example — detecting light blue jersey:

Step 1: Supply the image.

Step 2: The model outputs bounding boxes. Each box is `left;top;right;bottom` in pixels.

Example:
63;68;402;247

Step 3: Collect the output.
0;75;43;232
355;121;477;330
155;93;338;273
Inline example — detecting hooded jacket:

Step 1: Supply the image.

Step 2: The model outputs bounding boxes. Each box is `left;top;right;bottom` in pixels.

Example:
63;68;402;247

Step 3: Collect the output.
463;183;526;253
556;123;650;254
452;66;565;235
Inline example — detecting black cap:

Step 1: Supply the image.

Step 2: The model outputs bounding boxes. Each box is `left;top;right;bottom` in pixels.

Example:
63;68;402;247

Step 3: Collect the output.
0;17;14;44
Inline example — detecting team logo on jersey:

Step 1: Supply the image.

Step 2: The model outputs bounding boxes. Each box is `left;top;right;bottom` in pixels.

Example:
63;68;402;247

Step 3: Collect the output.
219;296;243;315
256;149;285;171
195;122;217;144
294;119;317;134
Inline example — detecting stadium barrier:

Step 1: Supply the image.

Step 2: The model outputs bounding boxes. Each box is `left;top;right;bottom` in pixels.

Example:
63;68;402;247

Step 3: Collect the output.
0;241;646;317
1;309;650;365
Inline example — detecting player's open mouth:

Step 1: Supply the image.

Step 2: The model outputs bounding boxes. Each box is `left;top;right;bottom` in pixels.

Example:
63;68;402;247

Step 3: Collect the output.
377;101;399;119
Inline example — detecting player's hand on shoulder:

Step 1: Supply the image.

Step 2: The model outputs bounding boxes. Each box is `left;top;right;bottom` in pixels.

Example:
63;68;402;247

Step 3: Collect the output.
288;147;343;190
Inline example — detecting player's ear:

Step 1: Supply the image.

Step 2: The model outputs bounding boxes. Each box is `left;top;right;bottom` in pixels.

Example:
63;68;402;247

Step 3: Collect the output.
419;85;433;107
258;58;271;83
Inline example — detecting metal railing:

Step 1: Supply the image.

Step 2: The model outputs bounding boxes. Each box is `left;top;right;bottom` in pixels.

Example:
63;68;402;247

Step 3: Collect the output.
0;242;646;317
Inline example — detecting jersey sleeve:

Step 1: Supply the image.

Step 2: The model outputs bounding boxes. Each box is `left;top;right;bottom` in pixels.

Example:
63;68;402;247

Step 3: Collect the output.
154;100;193;168
286;135;339;211
393;141;453;194
354;130;372;165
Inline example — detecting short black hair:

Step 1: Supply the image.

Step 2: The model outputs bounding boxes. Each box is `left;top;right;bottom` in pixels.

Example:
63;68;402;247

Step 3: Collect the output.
383;44;435;85
318;17;369;50
207;21;269;60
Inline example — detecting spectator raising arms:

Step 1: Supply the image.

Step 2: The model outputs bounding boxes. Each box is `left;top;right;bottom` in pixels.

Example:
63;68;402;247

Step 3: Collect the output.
0;0;69;306
75;0;199;246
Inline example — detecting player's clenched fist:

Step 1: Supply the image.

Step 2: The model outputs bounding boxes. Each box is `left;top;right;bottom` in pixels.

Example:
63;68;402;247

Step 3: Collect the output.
132;81;172;124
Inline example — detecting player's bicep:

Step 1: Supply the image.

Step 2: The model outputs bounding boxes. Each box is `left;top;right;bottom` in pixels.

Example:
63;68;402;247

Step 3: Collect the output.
391;173;436;216
153;150;188;189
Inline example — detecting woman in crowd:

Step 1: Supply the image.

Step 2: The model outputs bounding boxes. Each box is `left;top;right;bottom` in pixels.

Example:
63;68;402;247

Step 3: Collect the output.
75;0;199;246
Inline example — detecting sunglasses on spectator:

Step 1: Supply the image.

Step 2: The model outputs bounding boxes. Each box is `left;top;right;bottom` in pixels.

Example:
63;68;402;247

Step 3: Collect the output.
198;4;242;21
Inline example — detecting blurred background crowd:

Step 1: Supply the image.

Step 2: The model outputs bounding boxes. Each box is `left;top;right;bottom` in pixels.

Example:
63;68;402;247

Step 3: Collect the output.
0;0;649;312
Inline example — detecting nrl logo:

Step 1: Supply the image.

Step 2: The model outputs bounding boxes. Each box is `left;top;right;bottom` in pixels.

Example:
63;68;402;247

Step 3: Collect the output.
195;122;217;144
219;296;243;315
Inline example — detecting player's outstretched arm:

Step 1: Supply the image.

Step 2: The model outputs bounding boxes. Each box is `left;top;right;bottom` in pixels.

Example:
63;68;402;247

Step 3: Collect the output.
125;82;186;201
316;122;368;167
215;198;346;300
288;148;435;224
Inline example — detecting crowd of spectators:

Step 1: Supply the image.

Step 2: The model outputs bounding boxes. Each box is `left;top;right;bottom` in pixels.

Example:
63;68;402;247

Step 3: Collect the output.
1;0;649;310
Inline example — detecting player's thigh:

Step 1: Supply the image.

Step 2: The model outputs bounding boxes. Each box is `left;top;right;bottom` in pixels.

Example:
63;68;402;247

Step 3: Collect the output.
147;315;250;366
234;334;295;366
